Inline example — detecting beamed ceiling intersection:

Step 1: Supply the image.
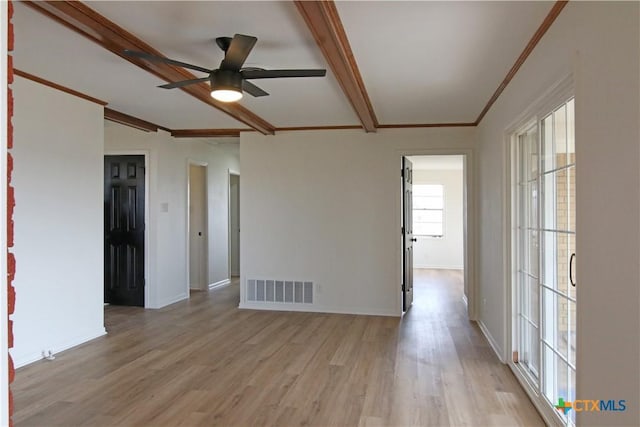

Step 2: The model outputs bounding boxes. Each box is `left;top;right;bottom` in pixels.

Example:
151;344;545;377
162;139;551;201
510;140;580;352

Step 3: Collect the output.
19;0;568;136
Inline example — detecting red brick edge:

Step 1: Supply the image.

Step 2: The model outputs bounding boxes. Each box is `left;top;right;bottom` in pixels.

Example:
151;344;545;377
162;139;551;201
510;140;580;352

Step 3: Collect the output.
7;1;15;426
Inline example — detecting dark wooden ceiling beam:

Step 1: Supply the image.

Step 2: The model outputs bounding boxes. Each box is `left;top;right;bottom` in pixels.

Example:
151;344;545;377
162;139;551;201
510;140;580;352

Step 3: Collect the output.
24;1;276;135
378;123;476;129
104;108;169;133
171;129;250;138
294;1;378;132
14;68;107;106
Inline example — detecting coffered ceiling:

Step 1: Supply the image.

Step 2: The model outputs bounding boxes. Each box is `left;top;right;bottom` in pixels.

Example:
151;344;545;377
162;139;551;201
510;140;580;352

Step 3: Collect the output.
12;1;562;134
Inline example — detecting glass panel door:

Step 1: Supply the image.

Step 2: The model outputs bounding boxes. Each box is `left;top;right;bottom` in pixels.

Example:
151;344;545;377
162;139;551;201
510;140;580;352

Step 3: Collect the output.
514;98;576;426
540;99;576;426
515;124;540;381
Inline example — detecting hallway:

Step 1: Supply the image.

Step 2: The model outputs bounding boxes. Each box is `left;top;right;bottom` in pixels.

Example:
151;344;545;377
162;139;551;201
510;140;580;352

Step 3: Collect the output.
12;272;542;426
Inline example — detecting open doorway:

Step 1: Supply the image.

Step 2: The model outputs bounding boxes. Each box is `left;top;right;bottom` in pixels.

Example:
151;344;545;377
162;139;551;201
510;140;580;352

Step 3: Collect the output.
229;172;240;278
188;162;208;291
402;155;466;315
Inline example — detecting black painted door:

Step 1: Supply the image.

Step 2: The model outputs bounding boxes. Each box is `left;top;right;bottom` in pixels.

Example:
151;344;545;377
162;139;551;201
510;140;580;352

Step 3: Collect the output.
104;155;145;306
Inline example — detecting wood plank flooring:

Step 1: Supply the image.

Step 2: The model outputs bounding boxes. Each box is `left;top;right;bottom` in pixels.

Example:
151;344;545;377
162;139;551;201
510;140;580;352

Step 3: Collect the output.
12;270;543;426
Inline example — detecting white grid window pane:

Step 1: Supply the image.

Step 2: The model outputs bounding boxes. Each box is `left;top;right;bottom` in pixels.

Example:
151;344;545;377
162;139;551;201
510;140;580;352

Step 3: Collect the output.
414;196;443;209
513;97;576;427
413;184;443;197
414;210;442;223
413;184;444;237
414;222;443;236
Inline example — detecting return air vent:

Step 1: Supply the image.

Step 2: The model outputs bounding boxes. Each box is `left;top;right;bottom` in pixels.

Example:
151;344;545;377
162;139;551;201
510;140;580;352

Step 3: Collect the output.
247;279;313;304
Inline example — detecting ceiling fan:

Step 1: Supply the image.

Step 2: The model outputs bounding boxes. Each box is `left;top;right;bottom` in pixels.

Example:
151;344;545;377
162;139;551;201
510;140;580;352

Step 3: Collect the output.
124;34;326;102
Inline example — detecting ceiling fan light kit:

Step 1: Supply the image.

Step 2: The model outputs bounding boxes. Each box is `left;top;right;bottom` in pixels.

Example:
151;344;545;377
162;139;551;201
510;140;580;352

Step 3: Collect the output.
211;89;243;103
210;70;243;102
124;33;327;103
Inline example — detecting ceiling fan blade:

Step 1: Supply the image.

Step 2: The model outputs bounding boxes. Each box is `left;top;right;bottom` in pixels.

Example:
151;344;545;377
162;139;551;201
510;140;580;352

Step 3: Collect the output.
158;77;210;89
241;69;327;79
243;81;269;97
221;34;257;71
123;49;212;74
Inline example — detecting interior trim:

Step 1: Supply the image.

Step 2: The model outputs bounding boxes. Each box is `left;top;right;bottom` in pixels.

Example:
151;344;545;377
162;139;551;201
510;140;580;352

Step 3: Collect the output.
171;129;250;138
104;108;168;133
276;125;361;132
474;0;569;125
22;1;276;135
294;1;378;132
14;69;107;106
378;123;476;129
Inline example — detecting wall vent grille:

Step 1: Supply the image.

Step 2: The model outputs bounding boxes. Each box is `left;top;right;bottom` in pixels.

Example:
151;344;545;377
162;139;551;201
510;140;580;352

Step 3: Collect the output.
247;279;313;304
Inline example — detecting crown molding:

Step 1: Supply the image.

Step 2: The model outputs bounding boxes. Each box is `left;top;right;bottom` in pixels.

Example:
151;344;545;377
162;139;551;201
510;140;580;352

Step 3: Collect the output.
475;1;569;125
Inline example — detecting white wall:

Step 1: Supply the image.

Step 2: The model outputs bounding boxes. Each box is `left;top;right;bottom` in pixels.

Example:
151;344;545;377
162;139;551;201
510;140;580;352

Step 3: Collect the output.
476;2;639;425
104;122;239;306
412;169;463;270
240;127;475;316
11;77;106;367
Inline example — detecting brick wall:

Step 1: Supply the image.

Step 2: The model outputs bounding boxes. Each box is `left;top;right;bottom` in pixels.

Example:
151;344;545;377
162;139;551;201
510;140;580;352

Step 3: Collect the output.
7;1;15;424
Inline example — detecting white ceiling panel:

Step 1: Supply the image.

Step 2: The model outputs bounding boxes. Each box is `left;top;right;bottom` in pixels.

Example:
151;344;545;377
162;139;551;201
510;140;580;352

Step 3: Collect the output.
336;1;553;124
88;1;360;127
12;2;246;129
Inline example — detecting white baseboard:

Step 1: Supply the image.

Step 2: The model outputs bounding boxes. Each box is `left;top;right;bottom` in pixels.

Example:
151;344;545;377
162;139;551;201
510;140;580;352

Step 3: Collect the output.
209;279;231;290
477;320;506;363
152;293;188;309
414;265;464;270
12;327;107;369
239;302;400;317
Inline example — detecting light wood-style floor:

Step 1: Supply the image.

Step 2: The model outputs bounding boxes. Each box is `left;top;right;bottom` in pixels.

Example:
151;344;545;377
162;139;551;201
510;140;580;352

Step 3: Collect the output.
13;270;543;426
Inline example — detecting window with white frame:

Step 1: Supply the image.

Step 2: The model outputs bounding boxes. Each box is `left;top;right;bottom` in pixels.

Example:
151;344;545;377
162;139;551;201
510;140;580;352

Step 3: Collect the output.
413;184;444;237
512;96;576;427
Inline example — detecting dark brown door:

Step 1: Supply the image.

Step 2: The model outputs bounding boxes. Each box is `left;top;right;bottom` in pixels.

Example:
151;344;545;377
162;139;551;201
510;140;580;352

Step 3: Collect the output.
104;155;145;307
402;157;414;311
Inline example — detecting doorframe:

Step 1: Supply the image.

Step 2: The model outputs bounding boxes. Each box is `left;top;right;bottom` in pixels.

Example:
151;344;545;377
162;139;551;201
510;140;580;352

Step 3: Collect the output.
104;150;150;308
396;149;476;320
227;169;240;279
186;159;209;293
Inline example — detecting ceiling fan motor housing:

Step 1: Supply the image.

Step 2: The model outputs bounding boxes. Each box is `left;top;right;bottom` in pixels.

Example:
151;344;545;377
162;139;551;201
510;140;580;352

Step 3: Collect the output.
211;69;243;92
